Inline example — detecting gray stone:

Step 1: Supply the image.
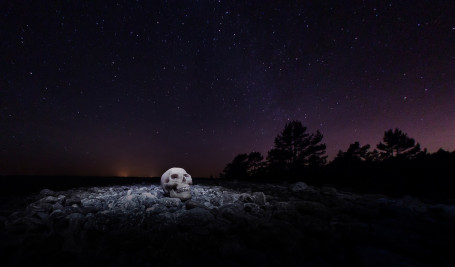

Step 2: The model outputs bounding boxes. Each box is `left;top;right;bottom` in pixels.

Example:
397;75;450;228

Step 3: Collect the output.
65;196;81;206
27;202;53;213
238;193;254;203
219;204;244;222
321;186;337;196
290;182;309;193
66;213;85;224
39;196;60;204
252;192;266;205
178;207;214;226
81;198;104;210
39;189;56;196
4;182;455;266
52;203;64;211
243;203;263;216
158;198;183;210
50;209;65;219
117;195;145;211
186;200;209;210
429;204;455;217
146;204;164;214
221;191;235;204
294;201;327;214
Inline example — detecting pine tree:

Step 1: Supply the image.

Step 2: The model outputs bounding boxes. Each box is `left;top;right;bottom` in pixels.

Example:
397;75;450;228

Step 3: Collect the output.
333;142;371;163
376;128;421;160
267;120;327;175
220;152;265;179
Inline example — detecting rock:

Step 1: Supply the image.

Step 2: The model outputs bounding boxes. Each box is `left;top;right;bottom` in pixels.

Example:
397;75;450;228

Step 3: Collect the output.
222;191;235;204
63;205;84;215
429;204;455;217
186;200;209;210
178;207;214;226
252;192;266;205
209;197;222;207
26;202;53;213
290;182;309;193
52;202;64;211
83;213;96;230
65;196;81;206
238;193;254;203
117;195;145;211
158;198;183;211
39;196;60;204
156;212;175;223
50;209;66;219
145;204;164;214
400;195;428;213
271;202;299;220
81;198;104;211
140;192;156;199
66;213;85;231
39;189;55;196
3;183;455;266
321;186;337;196
294;201;327;214
219;204;244;222
243;203;263;217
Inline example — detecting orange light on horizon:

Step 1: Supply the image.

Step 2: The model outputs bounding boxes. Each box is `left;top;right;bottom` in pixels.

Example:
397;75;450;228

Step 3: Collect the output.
117;171;129;177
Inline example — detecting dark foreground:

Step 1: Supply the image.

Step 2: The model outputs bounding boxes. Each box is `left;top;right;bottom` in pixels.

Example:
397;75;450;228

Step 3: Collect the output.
1;180;455;266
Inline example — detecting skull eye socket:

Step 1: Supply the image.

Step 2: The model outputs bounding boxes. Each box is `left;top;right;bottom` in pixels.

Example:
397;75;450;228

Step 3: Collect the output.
165;177;169;183
171;174;178;179
183;174;189;177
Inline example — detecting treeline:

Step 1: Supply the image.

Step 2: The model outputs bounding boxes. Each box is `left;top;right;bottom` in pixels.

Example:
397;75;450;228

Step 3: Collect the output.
220;121;455;200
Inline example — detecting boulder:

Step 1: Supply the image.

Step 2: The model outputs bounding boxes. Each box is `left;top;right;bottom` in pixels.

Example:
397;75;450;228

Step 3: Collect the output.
64;196;81;206
321;186;337;196
39;196;60;204
252;192;266;205
290;182;309;193
238;193;254;203
185;200;209;210
294;201;327;214
178;207;214;226
39;189;56;196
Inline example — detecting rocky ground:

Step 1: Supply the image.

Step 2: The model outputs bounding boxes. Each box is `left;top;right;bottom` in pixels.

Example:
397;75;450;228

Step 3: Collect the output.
1;181;455;266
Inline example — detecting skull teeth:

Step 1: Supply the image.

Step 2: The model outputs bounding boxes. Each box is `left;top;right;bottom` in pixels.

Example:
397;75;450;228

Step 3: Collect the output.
175;187;190;193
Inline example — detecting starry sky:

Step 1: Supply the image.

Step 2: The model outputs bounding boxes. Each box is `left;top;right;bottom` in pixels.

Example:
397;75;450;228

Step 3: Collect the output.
2;1;455;177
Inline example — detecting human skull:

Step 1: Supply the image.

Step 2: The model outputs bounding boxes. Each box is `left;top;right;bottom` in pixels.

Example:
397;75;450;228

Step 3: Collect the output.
160;167;192;201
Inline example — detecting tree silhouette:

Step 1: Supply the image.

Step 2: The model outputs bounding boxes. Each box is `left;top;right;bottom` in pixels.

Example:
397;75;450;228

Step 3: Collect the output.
246;151;265;177
376;128;421;160
333;142;371;163
220;152;265;179
267;120;326;176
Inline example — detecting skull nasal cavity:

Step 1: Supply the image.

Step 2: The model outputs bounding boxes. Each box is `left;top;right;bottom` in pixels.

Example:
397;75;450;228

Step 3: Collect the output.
171;174;179;179
183;177;186;182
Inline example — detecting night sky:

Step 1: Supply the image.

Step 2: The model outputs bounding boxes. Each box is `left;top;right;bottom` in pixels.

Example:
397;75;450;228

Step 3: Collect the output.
2;1;455;177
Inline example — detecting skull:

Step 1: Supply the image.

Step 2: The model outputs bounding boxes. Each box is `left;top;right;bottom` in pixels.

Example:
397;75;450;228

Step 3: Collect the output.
160;167;192;201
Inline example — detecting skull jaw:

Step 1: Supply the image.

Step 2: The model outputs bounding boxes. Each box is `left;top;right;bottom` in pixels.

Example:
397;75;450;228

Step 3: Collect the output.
169;188;192;201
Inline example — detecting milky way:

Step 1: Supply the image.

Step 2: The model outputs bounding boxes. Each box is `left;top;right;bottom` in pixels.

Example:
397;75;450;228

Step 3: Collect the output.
2;1;454;177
